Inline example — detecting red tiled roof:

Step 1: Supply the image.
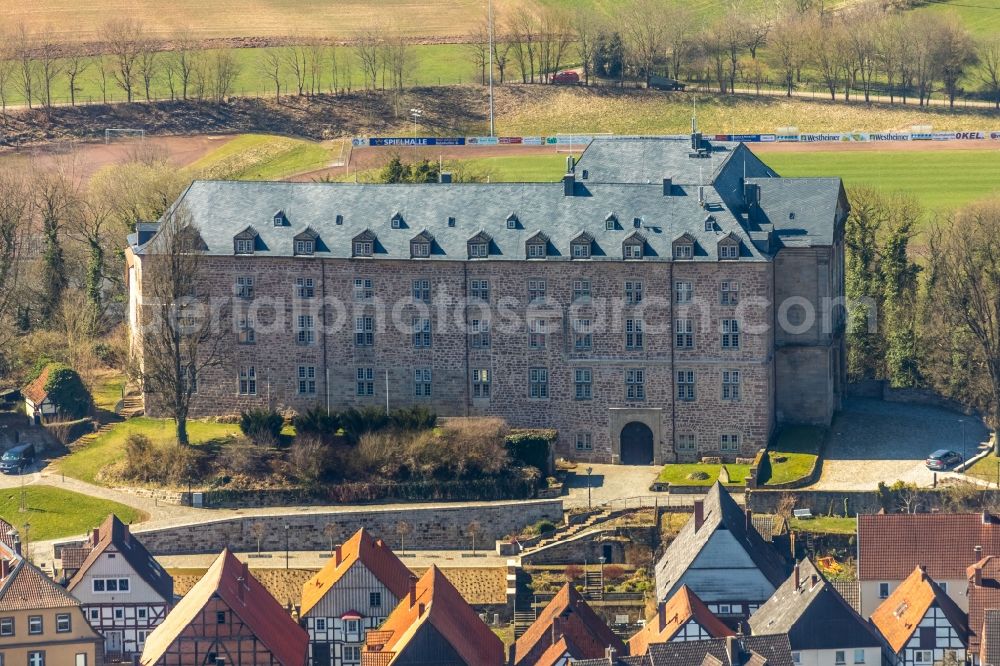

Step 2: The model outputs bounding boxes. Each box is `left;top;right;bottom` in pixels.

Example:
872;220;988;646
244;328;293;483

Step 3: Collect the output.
968;556;1000;654
870;566;968;654
0;558;88;612
67;514;173;603
982;609;1000;666
302;527;412;617
141;549;307;666
629;585;734;655
858;513;1000;580
22;365;53;405
515;583;627;666
362;565;504;666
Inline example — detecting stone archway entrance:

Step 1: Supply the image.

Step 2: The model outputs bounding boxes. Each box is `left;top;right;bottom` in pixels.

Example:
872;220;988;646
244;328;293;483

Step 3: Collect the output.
620;422;654;465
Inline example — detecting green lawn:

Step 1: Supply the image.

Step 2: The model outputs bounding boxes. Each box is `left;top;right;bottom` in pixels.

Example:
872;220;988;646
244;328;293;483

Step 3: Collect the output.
910;0;1000;38
57;417;240;485
789;515;857;535
0;486;145;541
763;150;1000;213
186;134;338;181
89;375;125;413
766;425;825;486
657;463;750;486
964;455;1000;487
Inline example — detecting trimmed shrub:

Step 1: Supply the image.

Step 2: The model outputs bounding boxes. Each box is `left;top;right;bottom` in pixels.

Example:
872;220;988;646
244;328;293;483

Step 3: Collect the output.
239;408;283;445
44;365;92;419
389;405;437;431
340;406;389;444
506;429;557;477
292;407;340;443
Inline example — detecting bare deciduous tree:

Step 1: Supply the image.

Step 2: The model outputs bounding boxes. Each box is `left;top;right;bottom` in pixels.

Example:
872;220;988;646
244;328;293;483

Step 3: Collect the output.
283;43;307;96
35;29;63;108
103;17;145;102
508;8;539;83
65;52;90;106
932;14;978;109
259;49;283;101
468;22;490;85
354;30;381;91
14;23;36;109
572;8;601;86
0;169;29;353
210;49;240;103
538;7;572;83
665;5;697;80
171;29;197;100
306;39;326;95
138;37;162;101
982;37;1000;110
0;39;16;113
769;13;807;96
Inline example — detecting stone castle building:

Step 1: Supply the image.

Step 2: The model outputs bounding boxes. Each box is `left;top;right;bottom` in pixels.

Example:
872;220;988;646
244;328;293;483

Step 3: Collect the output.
125;136;847;464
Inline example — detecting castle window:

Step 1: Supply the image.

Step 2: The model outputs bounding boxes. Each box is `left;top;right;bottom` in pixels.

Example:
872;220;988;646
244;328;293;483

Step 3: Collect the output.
675;281;693;304
572;241;591;258
721;281;739;305
527;243;546;258
470;319;490;348
576;433;592;450
412;318;431;348
625;368;645;401
721;319;740;349
573;279;591;302
722;369;741;401
298;366;316;395
411;241;430;258
355;317;374;346
469;242;488;258
414;368;432;397
235;238;254;255
353;240;373;257
296;277;315;299
674;243;693;259
720;433;740;452
625;280;643;305
472;368;490;398
238;367;257;395
528;279;546;303
506;214;518;230
354;278;374;301
297;315;315;345
412;279;430;303
391;213;404;229
677;370;695;401
528;367;549;399
605;214;618;231
273;211;287;226
675;319;693;349
719;243;739;260
528;318;547;349
677;433;697;451
357;367;374;396
573;319;592;350
470;279;489;301
294;239;314;256
237;316;255;345
625;319;643;350
235;276;254;299
575;369;592;400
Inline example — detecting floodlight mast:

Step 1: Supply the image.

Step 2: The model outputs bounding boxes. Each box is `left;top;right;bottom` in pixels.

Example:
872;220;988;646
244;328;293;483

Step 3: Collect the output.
488;0;495;137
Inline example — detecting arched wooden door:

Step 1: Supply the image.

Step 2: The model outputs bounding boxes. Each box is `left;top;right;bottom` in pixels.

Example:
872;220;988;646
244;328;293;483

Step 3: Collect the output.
620;422;654;465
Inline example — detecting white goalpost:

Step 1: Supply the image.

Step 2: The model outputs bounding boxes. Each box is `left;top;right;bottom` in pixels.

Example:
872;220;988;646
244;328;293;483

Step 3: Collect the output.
104;128;147;144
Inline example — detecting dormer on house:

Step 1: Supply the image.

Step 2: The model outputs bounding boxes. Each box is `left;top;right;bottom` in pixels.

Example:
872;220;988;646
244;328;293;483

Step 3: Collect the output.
352;230;377;258
273;210;288;227
506;213;520;230
673;233;696;260
410;231;434;258
718;233;742;260
605;213;619;231
571;231;594;259
294;227;319;256
234;226;258;255
622;231;646;259
390;212;405;229
526;231;549;259
467;231;492;259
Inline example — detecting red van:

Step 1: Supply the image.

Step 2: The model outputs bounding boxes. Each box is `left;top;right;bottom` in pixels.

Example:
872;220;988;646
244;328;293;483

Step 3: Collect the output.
550;70;580;85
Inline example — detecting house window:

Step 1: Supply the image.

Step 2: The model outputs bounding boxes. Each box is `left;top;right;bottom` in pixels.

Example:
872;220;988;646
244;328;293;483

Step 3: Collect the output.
0;617;12;636
470;279;489;301
315;618;326;631
576;433;592;451
355;316;374;346
411;241;430;258
296;277;315;299
718;604;731;614
527;243;546;258
470;319;491;348
469;242;488;258
114;608;124;619
370;592;382;608
624;243;643;259
412;279;431;303
238;315;256;344
853;649;866;664
56;614;71;633
295;239;315;256
675;319;693;349
273;212;285;226
528;318;546;349
238;367;257;395
28;653;43;666
938;582;948;593
235;238;254;254
343;646;361;662
353;240;373;257
625;280;642;305
472;368;490;398
674;243;693;259
138;609;147;620
528;279;546;303
677;433;697;452
28;616;42;634
507;217;517;230
575;368;592;400
720;433;740;452
835;650;846;665
720;243;739;260
675;280;693;304
677;370;695;401
217;611;226;624
93;577;130;593
572;242;590;259
913;651;932;664
606;217;616;231
529;367;548;399
791;653;801;665
354;278;374;301
298;366;316;395
626;368;645;400
722;370;741;401
356;368;374;396
573;279;591;302
391;215;403;229
574;319;592;350
625;319;643;350
235;276;254;299
346;619;360;634
412;318;431;348
879;582;890;599
297;315;315;345
414;368;432;397
89;609;99;621
721;280;739;305
721;319;740;349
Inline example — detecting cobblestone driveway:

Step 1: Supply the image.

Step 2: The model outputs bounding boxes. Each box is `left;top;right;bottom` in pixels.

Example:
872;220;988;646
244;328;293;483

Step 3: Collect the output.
813;397;991;490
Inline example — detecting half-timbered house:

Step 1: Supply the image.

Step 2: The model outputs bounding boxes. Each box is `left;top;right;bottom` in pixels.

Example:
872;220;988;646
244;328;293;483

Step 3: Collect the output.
140;549;308;666
300;528;412;666
66;514;173;661
628;584;734;656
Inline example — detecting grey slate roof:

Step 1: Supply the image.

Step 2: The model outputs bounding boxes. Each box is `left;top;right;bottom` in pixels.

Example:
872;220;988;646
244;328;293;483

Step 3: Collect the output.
655;483;790;602
644;635;795;666
575;656;649;666
133;137;843;262
748;559;883;652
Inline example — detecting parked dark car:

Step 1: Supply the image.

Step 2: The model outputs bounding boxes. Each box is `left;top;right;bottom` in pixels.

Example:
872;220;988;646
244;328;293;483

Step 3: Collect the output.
550;70;580;84
0;443;35;474
648;75;686;91
925;449;962;470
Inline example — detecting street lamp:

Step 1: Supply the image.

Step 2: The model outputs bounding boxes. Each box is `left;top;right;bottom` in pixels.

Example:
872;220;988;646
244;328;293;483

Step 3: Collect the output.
284;524;290;570
586;467;593;509
598;556;606;594
409;108;423;138
959;419;967;468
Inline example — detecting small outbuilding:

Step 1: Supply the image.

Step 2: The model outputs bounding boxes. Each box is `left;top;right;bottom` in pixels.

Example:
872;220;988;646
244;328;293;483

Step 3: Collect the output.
22;365;58;424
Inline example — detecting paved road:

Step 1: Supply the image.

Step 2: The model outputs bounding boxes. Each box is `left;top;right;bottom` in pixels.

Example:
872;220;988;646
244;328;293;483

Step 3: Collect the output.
813;397;991;490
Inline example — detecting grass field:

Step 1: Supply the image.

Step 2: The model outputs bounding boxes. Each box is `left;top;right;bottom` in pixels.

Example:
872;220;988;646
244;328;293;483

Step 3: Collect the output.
657;463;750;486
766;425;825;486
912;0;1000;38
186;134;342;181
763;149;1000;213
0;486;145;541
789;515;856;535
57;418;240;485
964;455;1000;486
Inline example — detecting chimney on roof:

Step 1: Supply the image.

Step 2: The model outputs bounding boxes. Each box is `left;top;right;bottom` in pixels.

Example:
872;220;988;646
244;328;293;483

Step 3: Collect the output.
237;576;246;604
567;156;576;174
663;177;672;196
974;563;983;588
793;563;800;590
335;546;342;566
408;574;418;608
745;508;752;533
417;602;426;617
976;545;984;561
12;536;21;557
693;500;705;532
552;616;562;643
658;602;667;632
698;186;706;209
0;558;9;579
92;527;100;546
810;574;819;590
726;636;739;665
606;646;617;664
439;172;452;184
563;173;576;197
918;564;928;581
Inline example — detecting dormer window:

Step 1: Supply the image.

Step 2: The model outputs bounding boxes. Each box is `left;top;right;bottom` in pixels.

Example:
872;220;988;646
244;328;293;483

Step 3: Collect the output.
673;233;695;260
391;213;404;229
623;232;645;260
525;231;549;259
352;229;377;258
468;231;492;259
295;239;314;255
273;210;287;227
705;215;716;232
605;214;618;231
718;234;741;260
571;232;593;259
410;231;433;258
527;243;545;258
235;238;254;254
506;214;519;230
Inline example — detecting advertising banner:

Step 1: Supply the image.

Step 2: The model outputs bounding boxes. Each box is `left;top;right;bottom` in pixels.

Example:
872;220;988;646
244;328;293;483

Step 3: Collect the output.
799;133;845;142
368;137;466;146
